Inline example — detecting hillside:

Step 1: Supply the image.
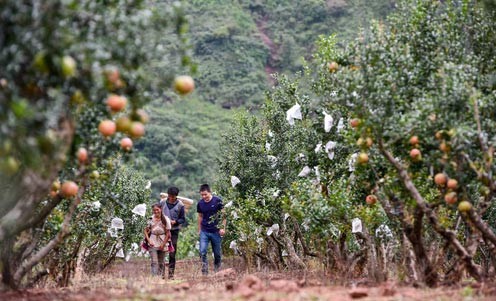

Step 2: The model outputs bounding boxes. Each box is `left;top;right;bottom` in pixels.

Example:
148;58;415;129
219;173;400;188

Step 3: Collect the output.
138;0;395;198
186;0;395;108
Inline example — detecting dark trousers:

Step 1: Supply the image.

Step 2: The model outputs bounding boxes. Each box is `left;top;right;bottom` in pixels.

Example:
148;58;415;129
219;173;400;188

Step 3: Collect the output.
168;229;179;278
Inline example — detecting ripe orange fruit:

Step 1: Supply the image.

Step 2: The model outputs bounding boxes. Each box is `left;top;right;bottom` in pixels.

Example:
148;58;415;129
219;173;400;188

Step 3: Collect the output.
106;94;127;112
174;75;195;95
409;136;419;145
77;147;88;163
447;179;458;190
98;120;116;137
328;61;339;72
434;173;447;186
129;122;145;139
444;192;457;204
120;137;133;151
61;181;79;198
365;194;377;205
410;148;421;161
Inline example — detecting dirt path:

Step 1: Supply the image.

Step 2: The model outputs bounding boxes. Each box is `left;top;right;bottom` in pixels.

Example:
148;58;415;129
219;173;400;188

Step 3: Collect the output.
2;258;496;300
255;15;278;86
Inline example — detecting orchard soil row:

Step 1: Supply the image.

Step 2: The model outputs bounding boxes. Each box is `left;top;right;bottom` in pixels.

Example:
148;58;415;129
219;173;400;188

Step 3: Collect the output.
2;258;496;300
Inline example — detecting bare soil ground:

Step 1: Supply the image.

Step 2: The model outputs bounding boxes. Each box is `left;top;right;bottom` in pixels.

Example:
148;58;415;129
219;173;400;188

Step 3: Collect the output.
2;258;496;301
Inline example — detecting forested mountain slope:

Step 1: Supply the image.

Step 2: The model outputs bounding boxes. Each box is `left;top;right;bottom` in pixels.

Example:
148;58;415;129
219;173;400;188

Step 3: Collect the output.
138;0;394;197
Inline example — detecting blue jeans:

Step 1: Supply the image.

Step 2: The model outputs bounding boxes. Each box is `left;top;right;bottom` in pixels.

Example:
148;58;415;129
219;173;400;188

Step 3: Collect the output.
199;231;222;275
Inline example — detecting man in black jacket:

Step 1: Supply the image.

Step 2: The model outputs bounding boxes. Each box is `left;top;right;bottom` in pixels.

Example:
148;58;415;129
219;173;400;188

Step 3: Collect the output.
159;187;185;279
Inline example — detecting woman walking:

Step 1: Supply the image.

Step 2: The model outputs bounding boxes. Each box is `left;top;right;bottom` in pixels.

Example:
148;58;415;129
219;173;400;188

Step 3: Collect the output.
144;203;171;276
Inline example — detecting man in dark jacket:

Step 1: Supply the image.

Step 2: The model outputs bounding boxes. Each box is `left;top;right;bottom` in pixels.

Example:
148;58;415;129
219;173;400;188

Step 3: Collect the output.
159;187;185;279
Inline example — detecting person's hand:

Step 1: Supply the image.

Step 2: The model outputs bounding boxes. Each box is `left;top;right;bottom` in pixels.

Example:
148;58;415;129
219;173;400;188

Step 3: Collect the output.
149;242;155;248
219;229;226;236
159;244;165;250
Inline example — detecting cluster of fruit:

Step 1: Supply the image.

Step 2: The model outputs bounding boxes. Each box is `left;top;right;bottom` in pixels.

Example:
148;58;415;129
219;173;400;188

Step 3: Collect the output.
48;70;195;200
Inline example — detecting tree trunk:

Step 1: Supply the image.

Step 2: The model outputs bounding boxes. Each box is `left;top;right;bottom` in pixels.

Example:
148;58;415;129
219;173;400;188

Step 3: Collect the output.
281;233;306;269
379;141;482;282
409;207;438;286
355;228;384;283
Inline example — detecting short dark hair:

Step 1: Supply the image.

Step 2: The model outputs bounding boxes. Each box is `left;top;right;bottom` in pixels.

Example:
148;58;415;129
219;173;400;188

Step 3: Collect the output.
167;186;180;196
199;184;211;193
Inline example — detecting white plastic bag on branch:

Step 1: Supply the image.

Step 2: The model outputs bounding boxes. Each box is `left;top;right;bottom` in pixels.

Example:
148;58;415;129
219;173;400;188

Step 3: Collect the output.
323;111;333;132
131;243;139;251
298;166;311;177
286;103;302;125
116;248;125;258
230;176;241;188
229;240;238;253
145;181;151;189
224;201;233;208
337;118;344;133
296;153;306;165
132;204;146;217
267;155;278;168
111;217;124;229
265;142;271;151
266;224;279;236
352;218;362;233
315;142;322;153
375;224;393;240
91;201;101;210
314;166;320;182
107;227;118;238
325;141;337;160
349;153;358;172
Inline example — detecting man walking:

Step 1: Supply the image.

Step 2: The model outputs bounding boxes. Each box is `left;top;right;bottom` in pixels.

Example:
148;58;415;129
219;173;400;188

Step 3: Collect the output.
159;187;185;279
197;184;225;275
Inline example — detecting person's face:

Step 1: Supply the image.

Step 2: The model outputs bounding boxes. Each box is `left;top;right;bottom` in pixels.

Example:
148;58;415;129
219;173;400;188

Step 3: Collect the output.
152;206;161;217
168;195;177;202
200;191;211;201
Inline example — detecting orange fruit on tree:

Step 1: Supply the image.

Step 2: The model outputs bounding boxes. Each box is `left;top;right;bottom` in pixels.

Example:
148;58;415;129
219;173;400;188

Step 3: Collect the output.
365;194;377;205
447;179;458;190
61;181;79;198
444;192;457;204
120;137;133;151
129;121;145;139
173;75;195;95
434;173;447;186
106;94;127;112
98;120;116;137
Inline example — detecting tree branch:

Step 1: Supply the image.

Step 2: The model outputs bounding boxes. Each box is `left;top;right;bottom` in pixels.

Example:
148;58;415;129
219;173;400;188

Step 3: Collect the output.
378;138;482;281
291;217;317;257
13;182;84;283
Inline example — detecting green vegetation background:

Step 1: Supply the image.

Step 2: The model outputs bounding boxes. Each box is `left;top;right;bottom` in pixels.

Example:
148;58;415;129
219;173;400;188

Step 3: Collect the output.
136;0;394;199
